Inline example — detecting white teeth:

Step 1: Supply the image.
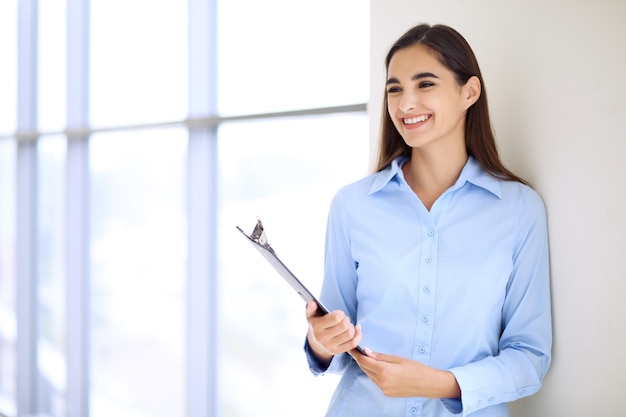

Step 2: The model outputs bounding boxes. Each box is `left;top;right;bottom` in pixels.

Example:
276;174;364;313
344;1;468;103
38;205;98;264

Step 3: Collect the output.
404;115;430;125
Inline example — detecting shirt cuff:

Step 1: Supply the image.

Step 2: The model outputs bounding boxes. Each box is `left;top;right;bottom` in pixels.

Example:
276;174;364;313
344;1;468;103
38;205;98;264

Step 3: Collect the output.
448;364;540;416
304;338;330;375
303;337;351;375
440;398;462;414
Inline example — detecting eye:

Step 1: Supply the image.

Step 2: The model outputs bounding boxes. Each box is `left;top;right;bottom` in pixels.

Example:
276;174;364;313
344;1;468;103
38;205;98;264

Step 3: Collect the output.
418;81;435;89
386;86;402;94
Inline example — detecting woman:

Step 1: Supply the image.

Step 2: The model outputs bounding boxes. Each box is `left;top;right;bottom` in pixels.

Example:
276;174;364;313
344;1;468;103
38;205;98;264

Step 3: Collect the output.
304;23;552;416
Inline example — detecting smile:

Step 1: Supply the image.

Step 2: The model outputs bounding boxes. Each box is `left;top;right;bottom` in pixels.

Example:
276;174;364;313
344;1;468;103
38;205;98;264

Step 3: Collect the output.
403;115;431;125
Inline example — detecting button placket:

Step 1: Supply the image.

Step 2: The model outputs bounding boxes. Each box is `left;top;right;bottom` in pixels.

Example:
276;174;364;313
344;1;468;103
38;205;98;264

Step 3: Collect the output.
414;223;437;362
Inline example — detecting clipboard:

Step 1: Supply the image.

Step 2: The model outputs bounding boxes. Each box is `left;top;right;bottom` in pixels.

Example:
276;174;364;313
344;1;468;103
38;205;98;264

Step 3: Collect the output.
236;218;365;355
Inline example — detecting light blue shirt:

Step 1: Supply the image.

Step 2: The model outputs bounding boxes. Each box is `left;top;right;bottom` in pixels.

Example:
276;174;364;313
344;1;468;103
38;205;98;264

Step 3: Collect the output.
305;156;552;417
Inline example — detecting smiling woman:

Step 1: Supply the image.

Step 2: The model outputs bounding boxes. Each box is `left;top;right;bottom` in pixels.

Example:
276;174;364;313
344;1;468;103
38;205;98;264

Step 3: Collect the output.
303;23;552;417
385;44;478;152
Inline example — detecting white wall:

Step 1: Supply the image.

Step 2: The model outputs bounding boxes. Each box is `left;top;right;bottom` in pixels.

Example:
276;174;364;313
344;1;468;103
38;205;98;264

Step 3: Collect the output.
369;1;626;415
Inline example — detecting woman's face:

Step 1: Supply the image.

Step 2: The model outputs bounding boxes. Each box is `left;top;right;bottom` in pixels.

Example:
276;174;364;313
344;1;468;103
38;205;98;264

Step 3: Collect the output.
386;43;478;152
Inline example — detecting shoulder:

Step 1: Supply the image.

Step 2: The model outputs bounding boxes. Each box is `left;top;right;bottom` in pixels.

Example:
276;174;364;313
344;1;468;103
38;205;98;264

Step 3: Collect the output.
500;180;546;212
332;170;385;203
326;169;397;226
497;180;548;235
333;158;404;202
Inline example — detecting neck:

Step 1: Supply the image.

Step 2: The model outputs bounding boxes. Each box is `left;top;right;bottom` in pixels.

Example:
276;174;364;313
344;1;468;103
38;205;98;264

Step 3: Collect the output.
402;146;468;210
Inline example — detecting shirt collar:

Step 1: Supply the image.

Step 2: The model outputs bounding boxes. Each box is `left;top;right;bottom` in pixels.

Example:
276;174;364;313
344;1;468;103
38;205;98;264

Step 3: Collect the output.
369;156;502;199
369;157;407;194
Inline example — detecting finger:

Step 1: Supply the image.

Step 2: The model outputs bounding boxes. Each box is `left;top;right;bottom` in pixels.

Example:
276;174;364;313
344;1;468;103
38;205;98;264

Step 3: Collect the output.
319;317;358;353
348;326;366;356
354;323;363;340
351;323;364;349
323;312;353;336
363;348;399;364
311;309;347;328
353;348;379;374
364;346;376;357
329;320;356;346
305;301;318;319
337;322;362;353
349;347;364;357
355;348;386;372
310;317;347;349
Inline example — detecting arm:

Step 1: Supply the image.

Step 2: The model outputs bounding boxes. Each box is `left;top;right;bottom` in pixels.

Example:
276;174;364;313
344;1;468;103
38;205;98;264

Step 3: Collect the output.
304;189;361;374
352;348;461;399
444;188;552;415
351;188;551;416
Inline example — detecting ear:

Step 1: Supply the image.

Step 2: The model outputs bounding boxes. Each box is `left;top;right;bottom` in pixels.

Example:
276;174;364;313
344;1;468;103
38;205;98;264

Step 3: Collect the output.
462;76;481;110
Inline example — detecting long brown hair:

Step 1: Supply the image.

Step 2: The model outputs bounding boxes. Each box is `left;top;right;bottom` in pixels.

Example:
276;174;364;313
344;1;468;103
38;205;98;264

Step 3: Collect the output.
374;23;527;185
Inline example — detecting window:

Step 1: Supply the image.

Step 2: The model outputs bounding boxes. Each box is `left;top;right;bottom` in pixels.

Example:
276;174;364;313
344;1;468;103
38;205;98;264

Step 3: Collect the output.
37;136;67;416
90;0;187;127
0;140;17;415
218;114;368;417
217;1;369;115
0;0;17;414
0;1;369;416
89;129;187;417
0;0;17;135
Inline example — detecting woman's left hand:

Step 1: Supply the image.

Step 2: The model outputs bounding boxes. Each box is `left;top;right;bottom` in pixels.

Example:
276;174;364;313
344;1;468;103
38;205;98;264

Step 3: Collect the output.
351;347;461;399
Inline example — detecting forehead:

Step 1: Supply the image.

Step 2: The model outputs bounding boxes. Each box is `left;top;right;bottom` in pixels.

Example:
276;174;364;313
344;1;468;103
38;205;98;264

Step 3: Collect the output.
387;44;449;78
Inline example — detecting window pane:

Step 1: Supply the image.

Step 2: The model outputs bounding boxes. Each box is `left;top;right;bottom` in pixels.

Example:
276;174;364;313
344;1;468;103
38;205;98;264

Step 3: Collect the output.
90;0;187;127
38;135;67;416
217;0;369;115
0;140;17;413
0;0;17;134
218;113;369;417
90;129;186;417
38;0;67;131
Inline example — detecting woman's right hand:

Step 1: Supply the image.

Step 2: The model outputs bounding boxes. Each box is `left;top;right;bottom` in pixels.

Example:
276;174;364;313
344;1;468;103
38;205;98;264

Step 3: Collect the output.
305;301;363;366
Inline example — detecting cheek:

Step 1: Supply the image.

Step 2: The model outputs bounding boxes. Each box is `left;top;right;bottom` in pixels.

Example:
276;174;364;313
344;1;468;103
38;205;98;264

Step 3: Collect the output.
386;97;396;115
387;97;402;122
388;109;403;132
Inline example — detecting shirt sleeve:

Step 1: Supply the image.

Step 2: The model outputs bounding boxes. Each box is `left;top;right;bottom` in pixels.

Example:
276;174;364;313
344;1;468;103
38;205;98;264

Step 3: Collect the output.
443;187;553;416
304;188;359;376
304;338;352;375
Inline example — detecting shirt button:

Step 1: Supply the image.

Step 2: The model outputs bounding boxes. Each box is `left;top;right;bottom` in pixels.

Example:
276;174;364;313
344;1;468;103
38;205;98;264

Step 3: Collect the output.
425;256;432;263
520;389;527;396
418;346;426;354
422;315;429;322
423;285;431;293
427;230;434;237
488;396;495;403
410;407;418;415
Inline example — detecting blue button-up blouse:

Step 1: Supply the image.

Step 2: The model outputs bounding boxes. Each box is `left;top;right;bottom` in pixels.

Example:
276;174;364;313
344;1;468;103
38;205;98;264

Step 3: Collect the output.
305;156;552;417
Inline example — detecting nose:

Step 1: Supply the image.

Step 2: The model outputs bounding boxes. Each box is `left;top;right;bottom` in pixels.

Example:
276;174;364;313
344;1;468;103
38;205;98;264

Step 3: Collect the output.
399;92;417;113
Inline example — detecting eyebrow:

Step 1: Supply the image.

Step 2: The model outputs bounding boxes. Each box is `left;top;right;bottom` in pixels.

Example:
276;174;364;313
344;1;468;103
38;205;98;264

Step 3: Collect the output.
386;72;440;85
